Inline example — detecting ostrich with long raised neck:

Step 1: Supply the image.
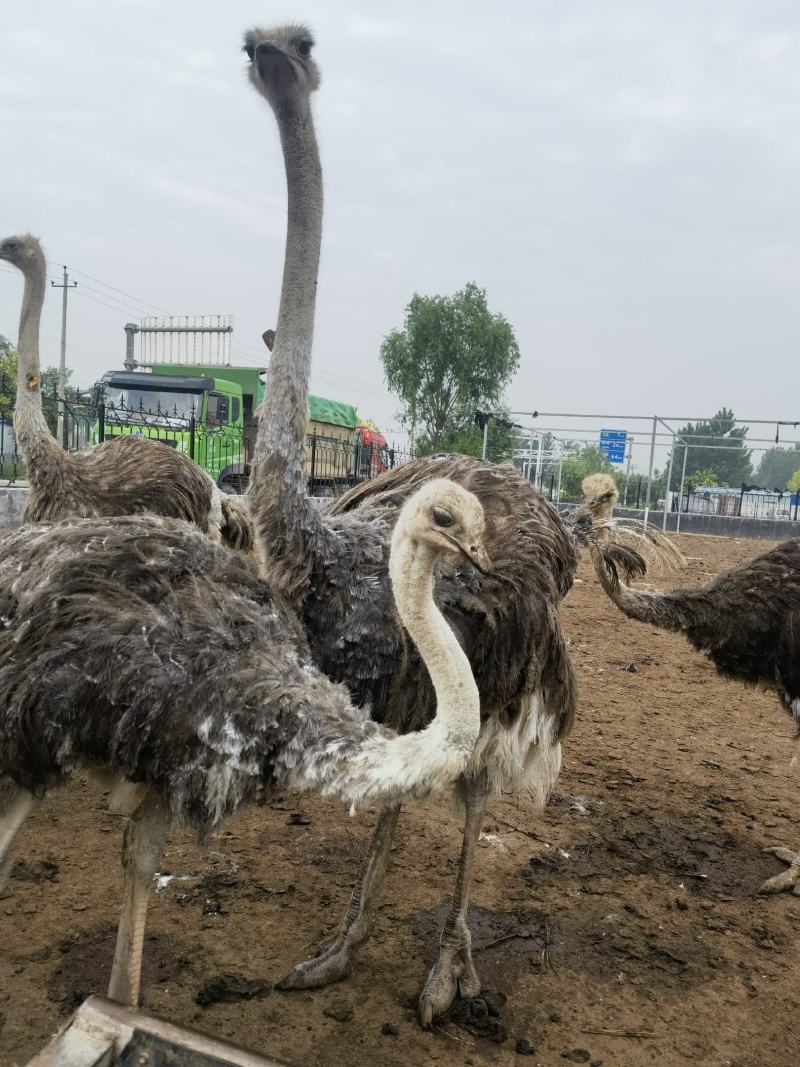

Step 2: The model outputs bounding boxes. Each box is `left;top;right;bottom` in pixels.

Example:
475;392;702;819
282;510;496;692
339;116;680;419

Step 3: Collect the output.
245;25;580;1025
0;477;487;1007
0;234;252;551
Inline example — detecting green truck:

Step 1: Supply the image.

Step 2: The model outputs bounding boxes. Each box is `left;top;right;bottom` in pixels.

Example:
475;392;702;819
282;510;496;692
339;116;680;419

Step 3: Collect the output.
92;365;386;493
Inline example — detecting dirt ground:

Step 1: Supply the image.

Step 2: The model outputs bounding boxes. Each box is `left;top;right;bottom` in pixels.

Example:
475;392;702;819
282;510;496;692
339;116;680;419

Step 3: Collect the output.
1;532;798;1067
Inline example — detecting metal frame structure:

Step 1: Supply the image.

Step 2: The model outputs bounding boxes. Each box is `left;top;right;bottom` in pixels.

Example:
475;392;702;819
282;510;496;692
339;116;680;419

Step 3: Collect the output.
479;408;800;526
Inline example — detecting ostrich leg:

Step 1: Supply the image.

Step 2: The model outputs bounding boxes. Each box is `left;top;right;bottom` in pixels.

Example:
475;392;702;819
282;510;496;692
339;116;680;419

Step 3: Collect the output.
759;847;800;896
108;791;169;1005
418;771;490;1028
0;788;36;894
278;804;402;989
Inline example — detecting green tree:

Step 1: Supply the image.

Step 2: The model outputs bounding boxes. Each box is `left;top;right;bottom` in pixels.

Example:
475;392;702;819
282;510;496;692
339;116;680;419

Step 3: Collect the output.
381;283;520;452
0;335;16;413
755;444;800;490
667;408;752;489
787;469;800;494
686;467;718;491
415;410;518;464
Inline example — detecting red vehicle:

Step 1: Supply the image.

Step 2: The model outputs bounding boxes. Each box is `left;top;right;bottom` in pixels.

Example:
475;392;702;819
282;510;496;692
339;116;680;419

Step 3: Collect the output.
356;425;390;479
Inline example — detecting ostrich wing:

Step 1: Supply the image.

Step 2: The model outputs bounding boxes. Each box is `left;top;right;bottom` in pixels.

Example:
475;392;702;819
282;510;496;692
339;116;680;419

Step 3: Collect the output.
308;456;578;738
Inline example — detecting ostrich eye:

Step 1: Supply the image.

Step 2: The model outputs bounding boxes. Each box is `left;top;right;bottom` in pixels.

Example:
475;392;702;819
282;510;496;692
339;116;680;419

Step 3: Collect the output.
243;42;255;61
297;38;313;57
431;506;453;528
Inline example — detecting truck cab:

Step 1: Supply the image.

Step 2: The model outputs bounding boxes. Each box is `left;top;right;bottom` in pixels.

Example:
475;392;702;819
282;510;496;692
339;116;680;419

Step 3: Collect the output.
93;370;245;484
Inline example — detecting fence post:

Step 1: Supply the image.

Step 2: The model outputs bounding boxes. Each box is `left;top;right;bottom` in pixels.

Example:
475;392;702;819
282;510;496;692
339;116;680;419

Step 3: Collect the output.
309;433;317;495
189;410;196;461
98;401;105;443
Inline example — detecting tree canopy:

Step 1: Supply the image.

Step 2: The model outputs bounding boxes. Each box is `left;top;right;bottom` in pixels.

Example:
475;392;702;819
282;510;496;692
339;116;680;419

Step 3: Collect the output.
380;283;520;453
755;443;800;490
667;408;752;489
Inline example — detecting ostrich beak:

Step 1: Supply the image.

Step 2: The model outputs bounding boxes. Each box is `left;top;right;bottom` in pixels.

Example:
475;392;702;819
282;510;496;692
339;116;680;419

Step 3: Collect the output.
446;535;492;575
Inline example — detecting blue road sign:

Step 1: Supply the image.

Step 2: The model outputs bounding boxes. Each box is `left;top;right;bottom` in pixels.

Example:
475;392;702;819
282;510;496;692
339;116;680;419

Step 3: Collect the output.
599;429;627;464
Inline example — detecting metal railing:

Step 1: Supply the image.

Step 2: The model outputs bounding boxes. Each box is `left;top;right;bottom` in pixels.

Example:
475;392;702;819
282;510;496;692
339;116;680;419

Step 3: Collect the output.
0;374;412;496
670;486;800;522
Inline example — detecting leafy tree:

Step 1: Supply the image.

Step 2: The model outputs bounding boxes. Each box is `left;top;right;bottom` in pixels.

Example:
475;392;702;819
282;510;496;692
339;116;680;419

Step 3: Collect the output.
0;335;16;413
686;468;718;491
381;283;520;452
755;444;800;490
666;408;752;489
787;469;800;494
415;409;518;464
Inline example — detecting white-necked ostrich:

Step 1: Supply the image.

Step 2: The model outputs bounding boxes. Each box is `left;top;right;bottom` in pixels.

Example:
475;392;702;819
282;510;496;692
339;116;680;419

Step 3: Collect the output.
0;234;252;552
591;538;800;895
243;25;579;1024
0;477;488;1006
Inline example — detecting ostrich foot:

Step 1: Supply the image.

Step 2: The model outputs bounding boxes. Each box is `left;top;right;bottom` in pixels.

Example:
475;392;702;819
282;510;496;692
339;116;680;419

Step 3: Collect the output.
277;932;358;990
759;847;800;896
278;805;401;991
418;926;480;1028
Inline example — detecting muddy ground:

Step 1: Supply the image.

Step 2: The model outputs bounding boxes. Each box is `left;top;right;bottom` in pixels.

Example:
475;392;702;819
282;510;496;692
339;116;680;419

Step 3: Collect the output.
1;533;798;1066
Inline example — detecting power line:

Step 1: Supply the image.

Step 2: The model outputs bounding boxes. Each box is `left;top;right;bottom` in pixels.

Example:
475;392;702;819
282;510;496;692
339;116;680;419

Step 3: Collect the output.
63;265;171;314
72;288;141;316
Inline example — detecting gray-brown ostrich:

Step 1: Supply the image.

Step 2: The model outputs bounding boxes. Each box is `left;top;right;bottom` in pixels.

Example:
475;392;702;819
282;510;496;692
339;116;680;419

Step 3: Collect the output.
0;234;252;551
243;25;579;1024
591;537;800;895
0;477;488;1007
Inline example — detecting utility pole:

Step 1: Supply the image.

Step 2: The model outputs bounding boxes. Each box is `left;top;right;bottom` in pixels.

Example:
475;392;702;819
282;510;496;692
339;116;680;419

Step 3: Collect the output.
623;434;633;506
51;267;77;447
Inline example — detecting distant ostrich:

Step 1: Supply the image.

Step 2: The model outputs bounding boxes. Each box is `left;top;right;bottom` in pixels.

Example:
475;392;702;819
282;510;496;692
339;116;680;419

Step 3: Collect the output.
0;234;252;551
244;25;579;1023
0;477;488;1006
582;473;618;524
591;538;800;895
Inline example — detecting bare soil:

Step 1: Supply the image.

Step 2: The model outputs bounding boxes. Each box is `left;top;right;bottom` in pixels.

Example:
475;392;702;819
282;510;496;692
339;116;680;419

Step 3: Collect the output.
1;533;798;1067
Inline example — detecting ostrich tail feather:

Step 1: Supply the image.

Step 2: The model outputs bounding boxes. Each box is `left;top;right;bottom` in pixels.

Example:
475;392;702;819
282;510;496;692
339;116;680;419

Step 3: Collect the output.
595;518;687;575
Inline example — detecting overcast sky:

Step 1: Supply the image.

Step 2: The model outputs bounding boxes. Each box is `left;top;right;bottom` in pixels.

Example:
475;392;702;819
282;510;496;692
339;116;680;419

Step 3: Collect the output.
2;1;799;469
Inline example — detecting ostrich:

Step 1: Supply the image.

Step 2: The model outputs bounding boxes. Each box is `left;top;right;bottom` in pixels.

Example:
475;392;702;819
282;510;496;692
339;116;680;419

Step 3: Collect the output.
243;25;579;1024
591;538;800;895
582;473;618;524
0;477;489;1006
0;234;253;551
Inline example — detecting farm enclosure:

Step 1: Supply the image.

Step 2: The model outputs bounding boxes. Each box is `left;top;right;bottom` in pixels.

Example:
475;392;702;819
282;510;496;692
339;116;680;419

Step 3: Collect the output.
0;533;798;1067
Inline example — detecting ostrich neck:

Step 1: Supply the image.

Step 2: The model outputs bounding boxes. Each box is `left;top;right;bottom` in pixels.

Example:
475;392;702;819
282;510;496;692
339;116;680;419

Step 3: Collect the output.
389;537;479;746
252;100;322;492
13;256;57;469
598;559;697;634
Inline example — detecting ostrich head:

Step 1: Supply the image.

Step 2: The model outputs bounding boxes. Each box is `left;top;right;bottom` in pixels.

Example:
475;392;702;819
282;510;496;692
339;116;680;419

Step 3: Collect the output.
0;234;44;275
581;472;619;524
243;24;320;114
396;479;492;574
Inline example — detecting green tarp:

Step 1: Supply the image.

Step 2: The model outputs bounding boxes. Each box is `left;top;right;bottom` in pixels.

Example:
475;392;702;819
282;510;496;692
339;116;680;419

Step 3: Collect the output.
307;394;359;429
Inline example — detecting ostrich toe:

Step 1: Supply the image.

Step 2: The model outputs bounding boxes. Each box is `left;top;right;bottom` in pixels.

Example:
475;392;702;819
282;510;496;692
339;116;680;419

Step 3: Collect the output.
418;933;480;1028
759;847;800;896
277;938;355;990
0;852;14;896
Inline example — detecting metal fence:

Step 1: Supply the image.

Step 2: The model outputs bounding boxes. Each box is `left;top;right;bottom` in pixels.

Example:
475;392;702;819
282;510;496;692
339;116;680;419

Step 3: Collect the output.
0;374;412;497
670;486;800;522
